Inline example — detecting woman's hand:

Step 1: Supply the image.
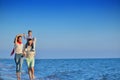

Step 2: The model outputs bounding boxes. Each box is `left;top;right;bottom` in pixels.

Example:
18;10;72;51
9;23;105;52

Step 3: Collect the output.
16;34;24;37
23;51;26;57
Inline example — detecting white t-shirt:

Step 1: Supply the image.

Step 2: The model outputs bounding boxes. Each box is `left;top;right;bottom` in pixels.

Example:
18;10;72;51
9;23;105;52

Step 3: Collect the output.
25;46;35;58
14;43;23;54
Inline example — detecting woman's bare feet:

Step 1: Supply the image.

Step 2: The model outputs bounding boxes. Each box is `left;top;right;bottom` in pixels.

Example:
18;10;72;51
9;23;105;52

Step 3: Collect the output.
32;75;36;79
16;72;21;80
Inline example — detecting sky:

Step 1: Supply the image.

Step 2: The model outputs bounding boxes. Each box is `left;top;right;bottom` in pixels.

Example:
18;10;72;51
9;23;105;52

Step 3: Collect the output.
0;0;120;59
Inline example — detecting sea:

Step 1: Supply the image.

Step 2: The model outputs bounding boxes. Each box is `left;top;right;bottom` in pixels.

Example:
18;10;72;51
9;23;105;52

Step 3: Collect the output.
0;58;120;80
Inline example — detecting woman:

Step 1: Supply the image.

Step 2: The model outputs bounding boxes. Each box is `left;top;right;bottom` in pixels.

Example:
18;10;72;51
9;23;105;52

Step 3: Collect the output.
14;34;24;80
24;39;35;80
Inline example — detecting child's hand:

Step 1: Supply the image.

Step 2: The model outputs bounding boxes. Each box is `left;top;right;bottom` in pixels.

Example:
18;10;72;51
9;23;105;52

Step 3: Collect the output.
23;33;26;37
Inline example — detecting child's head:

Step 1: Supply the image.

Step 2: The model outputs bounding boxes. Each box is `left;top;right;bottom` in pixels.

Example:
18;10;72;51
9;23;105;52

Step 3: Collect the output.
28;30;32;36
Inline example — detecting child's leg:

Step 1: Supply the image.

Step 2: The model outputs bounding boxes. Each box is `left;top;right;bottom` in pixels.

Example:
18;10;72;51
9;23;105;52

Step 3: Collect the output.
32;38;36;50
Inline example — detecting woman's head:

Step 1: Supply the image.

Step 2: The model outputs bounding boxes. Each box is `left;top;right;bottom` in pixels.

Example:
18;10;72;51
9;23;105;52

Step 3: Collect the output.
28;39;33;45
17;36;22;43
25;39;33;49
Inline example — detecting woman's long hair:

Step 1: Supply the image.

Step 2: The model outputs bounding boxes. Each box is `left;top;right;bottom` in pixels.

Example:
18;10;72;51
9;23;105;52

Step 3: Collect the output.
25;39;33;49
14;36;22;43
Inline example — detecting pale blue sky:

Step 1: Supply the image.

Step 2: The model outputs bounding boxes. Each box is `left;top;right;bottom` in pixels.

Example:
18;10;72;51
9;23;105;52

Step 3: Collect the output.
0;0;120;59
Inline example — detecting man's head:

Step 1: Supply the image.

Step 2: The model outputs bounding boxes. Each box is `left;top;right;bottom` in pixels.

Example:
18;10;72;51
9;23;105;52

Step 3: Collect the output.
28;30;32;36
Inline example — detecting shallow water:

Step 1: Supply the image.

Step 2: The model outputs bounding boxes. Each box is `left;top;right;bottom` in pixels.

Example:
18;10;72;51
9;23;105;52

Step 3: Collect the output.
0;58;120;80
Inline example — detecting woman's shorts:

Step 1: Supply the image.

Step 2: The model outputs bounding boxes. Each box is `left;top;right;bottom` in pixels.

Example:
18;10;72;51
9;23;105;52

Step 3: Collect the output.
26;58;35;68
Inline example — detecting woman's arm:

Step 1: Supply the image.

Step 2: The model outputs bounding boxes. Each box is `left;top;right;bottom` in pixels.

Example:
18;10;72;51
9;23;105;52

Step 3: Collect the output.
15;35;18;44
22;45;26;57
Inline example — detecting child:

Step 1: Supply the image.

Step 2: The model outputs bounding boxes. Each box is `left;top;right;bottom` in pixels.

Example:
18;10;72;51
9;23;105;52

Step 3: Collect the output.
24;30;36;51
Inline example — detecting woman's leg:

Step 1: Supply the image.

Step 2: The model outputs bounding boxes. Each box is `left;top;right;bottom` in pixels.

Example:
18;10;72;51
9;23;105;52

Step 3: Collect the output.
31;58;35;79
28;68;32;80
14;54;21;80
26;58;32;80
18;55;23;80
16;72;20;80
19;55;23;73
31;67;35;79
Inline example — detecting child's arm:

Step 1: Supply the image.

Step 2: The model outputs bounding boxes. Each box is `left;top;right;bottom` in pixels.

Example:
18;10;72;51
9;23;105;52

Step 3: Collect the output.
23;33;26;40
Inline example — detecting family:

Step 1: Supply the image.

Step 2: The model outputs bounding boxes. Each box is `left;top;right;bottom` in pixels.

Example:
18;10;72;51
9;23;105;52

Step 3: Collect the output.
11;30;36;80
